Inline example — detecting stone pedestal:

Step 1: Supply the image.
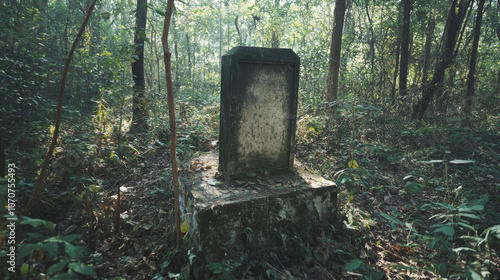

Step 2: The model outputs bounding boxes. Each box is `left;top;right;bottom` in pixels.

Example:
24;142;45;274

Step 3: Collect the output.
180;154;338;260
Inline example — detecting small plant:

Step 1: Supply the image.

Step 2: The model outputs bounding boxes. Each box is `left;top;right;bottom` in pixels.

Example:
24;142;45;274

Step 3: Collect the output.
11;217;95;279
208;259;235;279
380;195;498;278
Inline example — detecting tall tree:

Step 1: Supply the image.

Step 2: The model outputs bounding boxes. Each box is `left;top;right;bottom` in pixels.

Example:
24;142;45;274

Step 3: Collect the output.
399;0;411;96
325;0;347;105
412;0;472;119
161;0;181;247
131;0;148;132
420;13;436;87
497;0;500;88
464;0;486;119
0;132;5;178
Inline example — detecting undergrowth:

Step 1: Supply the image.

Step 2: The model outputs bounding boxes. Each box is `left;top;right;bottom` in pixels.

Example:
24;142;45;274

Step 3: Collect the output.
1;93;499;279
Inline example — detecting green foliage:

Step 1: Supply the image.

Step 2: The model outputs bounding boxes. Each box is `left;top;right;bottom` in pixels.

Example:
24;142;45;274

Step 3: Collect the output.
2;216;95;279
379;196;498;278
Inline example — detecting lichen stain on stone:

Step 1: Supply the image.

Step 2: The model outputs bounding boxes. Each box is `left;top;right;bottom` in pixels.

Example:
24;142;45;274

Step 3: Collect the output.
276;198;297;220
237;65;292;169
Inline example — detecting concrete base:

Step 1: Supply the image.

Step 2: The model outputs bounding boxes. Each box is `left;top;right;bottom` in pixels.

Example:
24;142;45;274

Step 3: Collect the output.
180;153;338;261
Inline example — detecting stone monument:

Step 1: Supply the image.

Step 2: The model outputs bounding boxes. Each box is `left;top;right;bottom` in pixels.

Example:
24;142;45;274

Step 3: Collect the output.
179;46;338;261
219;46;299;179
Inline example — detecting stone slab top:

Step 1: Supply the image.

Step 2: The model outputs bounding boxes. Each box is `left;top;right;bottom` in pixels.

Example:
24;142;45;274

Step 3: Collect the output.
183;153;337;208
223;46;299;63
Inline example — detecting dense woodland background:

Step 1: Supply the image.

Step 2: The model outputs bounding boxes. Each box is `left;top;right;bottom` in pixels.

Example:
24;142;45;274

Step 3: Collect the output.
1;0;499;279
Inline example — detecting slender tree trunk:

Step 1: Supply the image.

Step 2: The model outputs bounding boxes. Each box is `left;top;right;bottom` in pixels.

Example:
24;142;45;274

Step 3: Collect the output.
464;0;485;119
186;33;192;84
391;37;400;103
325;0;347;105
364;0;375;76
399;0;411;96
219;0;222;63
173;13;179;88
154;26;161;93
234;16;242;45
131;0;148;132
271;0;280;48
24;0;98;215
412;0;471;119
496;0;500;89
421;14;435;87
161;0;181;247
0;132;5;178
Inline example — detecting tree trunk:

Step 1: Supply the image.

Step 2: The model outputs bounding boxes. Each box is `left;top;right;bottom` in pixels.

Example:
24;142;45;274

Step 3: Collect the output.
464;0;485;119
186;33;192;84
271;0;280;48
325;0;347;105
421;14;435;87
364;0;375;76
161;0;181;247
412;0;471;119
234;16;242;45
0;132;5;178
497;0;500;89
131;0;148;132
399;0;411;96
391;37;400;103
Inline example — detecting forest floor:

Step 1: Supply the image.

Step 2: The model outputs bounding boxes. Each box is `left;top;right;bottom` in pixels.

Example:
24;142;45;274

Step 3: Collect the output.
12;104;500;279
80;106;499;279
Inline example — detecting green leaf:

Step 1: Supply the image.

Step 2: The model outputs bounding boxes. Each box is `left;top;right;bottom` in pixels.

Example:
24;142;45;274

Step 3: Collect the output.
380;213;406;227
68;262;96;276
348;160;359;169
432;225;454;237
47;260;69;275
21;263;29;276
465;267;485;280
452;247;476;253
42;242;59;260
266;269;281;280
449;159;475;164
51;273;73;280
458;196;488;213
20;216;55;229
17;243;41;260
420;160;445;164
457;213;480;219
489;225;500;238
344;259;363;271
367;271;385;280
436;263;450;277
64;243;86;259
336;173;350;187
404;182;421;194
154;8;166;17
45;234;82;243
452;221;475;230
44;221;55;230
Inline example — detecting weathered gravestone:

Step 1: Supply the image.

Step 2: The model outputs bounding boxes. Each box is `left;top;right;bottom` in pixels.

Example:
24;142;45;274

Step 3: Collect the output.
219;46;300;179
179;47;338;261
